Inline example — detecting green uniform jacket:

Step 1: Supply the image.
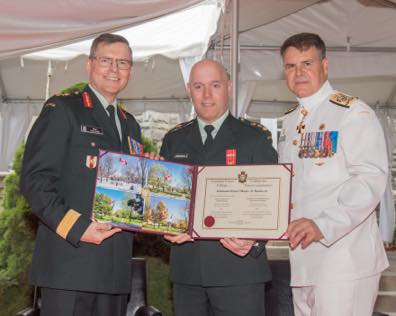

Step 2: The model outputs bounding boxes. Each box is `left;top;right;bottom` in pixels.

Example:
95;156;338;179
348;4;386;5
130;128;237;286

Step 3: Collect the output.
20;86;141;294
160;114;278;286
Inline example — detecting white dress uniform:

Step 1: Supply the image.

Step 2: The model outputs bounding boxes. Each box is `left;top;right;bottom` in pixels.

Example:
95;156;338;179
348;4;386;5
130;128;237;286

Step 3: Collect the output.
278;81;389;287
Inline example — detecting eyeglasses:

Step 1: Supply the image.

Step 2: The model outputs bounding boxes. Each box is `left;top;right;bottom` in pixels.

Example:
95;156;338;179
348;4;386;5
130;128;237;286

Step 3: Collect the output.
90;56;132;70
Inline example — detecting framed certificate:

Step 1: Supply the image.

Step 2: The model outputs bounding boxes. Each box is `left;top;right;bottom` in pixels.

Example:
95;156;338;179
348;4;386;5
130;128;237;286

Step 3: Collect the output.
92;150;291;240
191;165;291;239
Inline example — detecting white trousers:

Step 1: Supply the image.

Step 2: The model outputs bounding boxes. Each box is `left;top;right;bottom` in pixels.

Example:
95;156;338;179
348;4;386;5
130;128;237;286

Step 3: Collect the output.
292;273;381;316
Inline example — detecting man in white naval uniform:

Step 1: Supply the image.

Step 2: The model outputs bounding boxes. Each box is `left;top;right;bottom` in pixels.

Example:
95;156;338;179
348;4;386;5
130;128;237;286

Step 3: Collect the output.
278;32;389;316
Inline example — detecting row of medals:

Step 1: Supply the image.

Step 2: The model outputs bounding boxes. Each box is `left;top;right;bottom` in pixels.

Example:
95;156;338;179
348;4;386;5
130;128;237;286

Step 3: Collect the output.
296;108;334;159
298;131;334;159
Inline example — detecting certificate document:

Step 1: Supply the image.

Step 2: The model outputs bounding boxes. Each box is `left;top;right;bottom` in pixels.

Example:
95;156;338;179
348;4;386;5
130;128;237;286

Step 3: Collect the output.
92;150;291;240
192;164;291;239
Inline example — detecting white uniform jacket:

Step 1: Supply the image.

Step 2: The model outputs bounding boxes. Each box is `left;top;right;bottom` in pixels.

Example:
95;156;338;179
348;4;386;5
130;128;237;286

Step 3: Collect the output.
278;81;389;286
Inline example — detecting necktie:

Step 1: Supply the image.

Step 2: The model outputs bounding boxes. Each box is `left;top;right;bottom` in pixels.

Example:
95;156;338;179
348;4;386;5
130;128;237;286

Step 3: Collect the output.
204;125;215;149
106;105;120;139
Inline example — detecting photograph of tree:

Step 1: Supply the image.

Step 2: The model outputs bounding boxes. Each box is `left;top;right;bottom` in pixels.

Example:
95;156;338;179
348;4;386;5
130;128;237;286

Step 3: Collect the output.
93;151;193;234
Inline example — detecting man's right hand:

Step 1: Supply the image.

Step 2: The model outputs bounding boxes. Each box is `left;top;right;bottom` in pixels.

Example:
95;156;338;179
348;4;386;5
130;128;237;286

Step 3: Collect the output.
164;233;194;244
80;222;121;245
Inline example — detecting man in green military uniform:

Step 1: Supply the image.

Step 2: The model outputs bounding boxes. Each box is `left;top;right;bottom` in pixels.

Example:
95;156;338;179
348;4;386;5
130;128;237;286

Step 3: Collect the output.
160;59;278;316
20;33;141;316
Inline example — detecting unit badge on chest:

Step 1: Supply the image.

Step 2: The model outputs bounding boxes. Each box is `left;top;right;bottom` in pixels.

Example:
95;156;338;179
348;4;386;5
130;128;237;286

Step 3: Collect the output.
82;92;93;109
226;149;236;165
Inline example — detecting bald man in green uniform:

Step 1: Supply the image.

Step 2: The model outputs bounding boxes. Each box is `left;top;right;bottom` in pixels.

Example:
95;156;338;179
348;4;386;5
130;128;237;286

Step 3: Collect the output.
160;59;278;316
20;33;141;316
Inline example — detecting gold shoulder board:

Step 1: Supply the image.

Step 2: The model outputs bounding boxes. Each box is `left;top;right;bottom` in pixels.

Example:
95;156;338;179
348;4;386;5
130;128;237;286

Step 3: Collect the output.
329;91;358;108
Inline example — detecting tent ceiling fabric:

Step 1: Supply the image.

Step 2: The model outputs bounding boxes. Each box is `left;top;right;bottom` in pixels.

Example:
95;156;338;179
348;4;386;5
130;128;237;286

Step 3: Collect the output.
237;0;396;48
23;1;222;62
0;0;203;59
236;0;321;33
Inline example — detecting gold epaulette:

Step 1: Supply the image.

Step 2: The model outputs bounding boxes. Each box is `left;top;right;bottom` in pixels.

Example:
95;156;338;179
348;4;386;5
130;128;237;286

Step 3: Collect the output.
166;119;195;135
284;104;298;115
329;91;358;108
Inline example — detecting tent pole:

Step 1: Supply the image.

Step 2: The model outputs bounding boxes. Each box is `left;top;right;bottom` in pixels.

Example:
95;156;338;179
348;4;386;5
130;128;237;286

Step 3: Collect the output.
45;60;53;100
385;81;396;107
0;67;7;101
231;0;239;116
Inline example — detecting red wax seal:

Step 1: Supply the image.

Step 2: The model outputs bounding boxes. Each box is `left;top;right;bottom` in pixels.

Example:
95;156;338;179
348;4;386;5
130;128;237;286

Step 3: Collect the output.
204;216;215;227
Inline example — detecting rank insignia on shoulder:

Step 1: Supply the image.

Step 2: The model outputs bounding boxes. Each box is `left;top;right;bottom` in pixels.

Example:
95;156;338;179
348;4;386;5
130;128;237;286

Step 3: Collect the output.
44;102;56;108
329;91;358;108
284;104;298;115
167;119;195;134
239;117;270;133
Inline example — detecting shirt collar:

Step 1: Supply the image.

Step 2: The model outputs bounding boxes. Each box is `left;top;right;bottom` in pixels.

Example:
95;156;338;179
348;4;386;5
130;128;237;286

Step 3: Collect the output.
89;84;118;112
297;80;333;112
197;110;229;142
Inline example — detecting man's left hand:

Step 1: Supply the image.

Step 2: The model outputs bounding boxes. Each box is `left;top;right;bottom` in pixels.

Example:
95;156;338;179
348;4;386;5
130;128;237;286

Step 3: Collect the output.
287;218;324;250
220;238;255;257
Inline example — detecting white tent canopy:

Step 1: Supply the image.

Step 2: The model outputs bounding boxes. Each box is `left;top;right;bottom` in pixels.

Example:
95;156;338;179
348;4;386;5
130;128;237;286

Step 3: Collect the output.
0;0;204;59
23;1;222;62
